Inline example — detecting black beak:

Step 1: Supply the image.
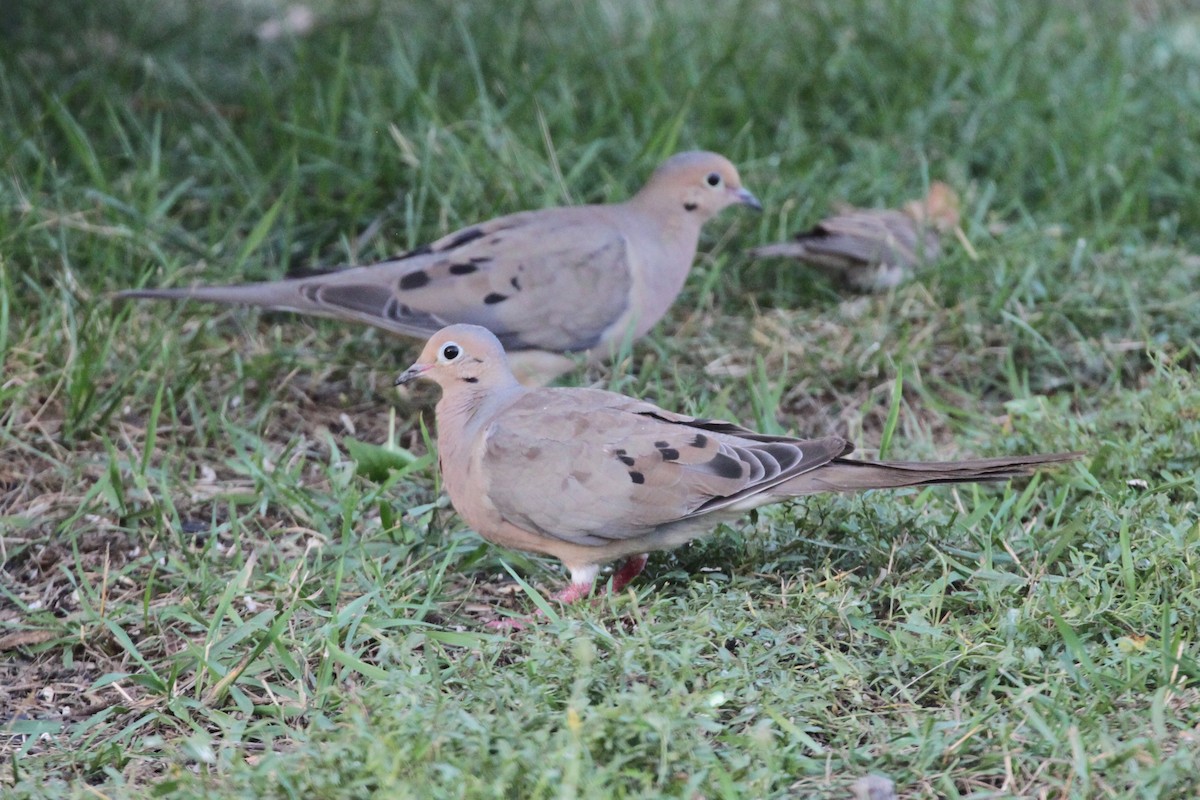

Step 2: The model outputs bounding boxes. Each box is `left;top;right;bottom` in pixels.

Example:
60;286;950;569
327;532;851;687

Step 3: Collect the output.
394;364;429;386
734;187;762;211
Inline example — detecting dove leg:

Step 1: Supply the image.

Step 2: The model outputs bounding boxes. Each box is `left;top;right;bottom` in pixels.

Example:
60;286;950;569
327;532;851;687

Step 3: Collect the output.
488;556;645;629
554;563;600;603
483;564;598;630
607;554;649;594
484;558;654;630
551;582;595;604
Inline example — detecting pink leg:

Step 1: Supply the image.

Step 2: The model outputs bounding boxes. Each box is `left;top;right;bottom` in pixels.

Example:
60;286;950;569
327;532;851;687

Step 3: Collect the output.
608;554;649;594
482;557;647;630
483;575;596;630
552;580;596;604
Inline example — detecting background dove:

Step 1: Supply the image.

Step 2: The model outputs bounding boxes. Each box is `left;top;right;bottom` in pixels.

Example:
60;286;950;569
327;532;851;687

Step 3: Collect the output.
750;182;960;291
396;324;1081;613
119;151;760;384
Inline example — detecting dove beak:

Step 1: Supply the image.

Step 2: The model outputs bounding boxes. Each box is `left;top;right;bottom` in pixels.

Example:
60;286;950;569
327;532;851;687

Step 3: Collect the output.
395;362;432;386
733;187;762;211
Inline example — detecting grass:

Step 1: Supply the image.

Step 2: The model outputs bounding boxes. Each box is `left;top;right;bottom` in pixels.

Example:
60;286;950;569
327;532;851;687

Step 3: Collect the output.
2;0;1200;796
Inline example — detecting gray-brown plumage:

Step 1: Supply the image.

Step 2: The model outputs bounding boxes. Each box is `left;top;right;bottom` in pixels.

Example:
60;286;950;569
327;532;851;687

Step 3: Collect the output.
396;324;1081;609
750;182;960;291
118;151;760;384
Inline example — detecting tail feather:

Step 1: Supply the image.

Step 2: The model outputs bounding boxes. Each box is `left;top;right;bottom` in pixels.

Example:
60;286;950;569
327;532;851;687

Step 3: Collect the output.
113;269;448;341
748;242;812;260
780;451;1082;496
115;281;319;312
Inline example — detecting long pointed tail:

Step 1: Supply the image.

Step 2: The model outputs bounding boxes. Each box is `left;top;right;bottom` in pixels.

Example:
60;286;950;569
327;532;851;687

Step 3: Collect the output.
781;451;1082;496
113;264;446;341
115;280;318;312
748;242;814;260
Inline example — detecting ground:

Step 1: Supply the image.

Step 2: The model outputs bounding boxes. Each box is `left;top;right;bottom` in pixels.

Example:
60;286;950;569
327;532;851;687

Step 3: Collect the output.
2;1;1200;797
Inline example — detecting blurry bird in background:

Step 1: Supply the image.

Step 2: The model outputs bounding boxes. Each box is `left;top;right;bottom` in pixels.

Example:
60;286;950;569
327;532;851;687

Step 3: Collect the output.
750;182;961;292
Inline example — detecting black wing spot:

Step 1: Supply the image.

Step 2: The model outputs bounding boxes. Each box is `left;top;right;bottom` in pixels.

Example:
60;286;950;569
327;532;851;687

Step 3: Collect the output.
629;471;645;485
399;271;430;290
461;376;479;384
483;292;507;305
448;263;477;275
690;433;708;448
470;256;492;264
658;447;680;462
654;440;669;448
617;455;636;467
684;202;698;212
510;277;521;291
443;228;485;250
708;453;744;479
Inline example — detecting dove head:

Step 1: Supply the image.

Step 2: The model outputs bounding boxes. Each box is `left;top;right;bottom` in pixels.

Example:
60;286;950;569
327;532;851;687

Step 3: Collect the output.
635;151;762;221
905;181;960;231
395;324;519;391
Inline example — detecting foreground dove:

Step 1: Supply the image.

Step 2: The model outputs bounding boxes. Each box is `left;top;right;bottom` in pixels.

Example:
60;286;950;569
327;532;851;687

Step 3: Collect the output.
396;324;1081;613
750;182;960;291
119;151;760;384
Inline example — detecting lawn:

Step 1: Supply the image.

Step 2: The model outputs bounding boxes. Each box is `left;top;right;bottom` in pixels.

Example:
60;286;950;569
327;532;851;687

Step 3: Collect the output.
2;0;1200;797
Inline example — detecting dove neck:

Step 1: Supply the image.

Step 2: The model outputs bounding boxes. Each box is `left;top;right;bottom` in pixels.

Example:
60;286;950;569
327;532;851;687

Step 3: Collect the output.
618;197;704;341
625;193;707;234
436;381;523;438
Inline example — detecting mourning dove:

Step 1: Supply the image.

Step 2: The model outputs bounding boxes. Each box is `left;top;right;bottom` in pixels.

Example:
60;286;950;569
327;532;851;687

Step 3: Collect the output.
119;151;761;384
396;324;1081;613
750;182;960;291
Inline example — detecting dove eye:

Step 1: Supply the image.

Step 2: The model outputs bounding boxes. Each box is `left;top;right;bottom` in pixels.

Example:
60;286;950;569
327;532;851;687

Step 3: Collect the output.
705;172;722;187
439;342;462;362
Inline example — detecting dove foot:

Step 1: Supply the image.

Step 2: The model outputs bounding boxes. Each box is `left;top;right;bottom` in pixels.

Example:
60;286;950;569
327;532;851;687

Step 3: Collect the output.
553;580;597;604
484;615;530;631
482;578;595;630
482;557;648;629
608;553;649;594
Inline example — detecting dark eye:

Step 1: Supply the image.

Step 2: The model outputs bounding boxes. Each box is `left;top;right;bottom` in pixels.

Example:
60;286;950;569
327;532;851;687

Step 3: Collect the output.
705;172;722;187
440;343;461;361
